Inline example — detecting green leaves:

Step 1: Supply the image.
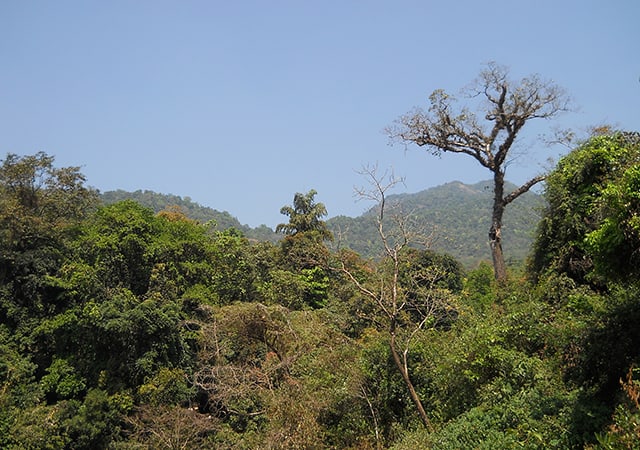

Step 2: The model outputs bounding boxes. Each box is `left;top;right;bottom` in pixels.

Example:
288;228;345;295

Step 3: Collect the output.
7;147;640;447
40;358;86;401
0;152;98;330
530;131;640;285
276;189;332;240
585;163;640;280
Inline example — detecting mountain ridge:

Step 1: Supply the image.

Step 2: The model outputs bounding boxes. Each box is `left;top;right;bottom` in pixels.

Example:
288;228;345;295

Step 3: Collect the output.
101;180;545;267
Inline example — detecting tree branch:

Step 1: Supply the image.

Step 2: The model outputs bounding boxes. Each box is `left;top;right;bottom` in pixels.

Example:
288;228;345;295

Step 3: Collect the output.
503;174;546;206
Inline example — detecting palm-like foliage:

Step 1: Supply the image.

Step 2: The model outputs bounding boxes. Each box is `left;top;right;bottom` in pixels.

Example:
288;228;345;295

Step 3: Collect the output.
275;189;332;240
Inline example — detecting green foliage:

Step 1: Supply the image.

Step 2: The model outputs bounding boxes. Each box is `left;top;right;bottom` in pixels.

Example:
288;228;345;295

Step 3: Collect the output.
529;131;640;285
329;180;543;267
5;389;129;450
585;162;640;280
31;288;191;392
359;330;420;439
0;152;98;244
65;200;259;305
40;358;86;402
276;189;332;240
207;228;259;303
6;148;640;448
394;389;574;450
138;367;194;406
258;267;330;310
392;289;579;449
299;266;330;308
72;200;159;295
462;261;497;310
272;201;333;309
523;133;640;446
572;285;640;396
0;152;98;331
102;188;252;231
590;367;640;449
401;248;465;293
61;389;130;449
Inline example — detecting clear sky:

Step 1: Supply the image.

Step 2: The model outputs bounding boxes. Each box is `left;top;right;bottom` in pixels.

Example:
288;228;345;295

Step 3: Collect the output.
2;1;639;228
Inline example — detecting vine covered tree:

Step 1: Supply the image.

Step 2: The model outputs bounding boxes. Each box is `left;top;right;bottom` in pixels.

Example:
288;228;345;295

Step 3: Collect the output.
388;62;570;281
529;131;640;284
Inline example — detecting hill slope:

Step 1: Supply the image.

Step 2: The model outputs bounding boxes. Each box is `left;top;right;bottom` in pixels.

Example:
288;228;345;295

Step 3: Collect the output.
326;180;544;267
101;181;544;267
100;190;279;242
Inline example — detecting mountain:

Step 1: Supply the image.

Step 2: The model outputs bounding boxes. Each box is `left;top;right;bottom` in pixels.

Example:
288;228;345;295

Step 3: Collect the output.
326;180;545;267
100;190;280;242
101;181;545;268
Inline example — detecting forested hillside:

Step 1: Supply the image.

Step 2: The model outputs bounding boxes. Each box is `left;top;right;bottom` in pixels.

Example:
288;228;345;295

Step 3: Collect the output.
327;180;543;266
102;181;543;268
101;189;280;243
2;131;640;449
101;189;246;229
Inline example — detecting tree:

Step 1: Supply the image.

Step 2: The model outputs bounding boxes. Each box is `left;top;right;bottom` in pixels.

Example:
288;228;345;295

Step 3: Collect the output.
529;131;640;285
388;62;570;281
274;190;333;309
275;189;332;240
339;165;457;430
0;152;98;328
584;133;640;281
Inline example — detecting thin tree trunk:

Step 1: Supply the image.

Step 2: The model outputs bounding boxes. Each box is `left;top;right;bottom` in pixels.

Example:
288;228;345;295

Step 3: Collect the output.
389;333;432;431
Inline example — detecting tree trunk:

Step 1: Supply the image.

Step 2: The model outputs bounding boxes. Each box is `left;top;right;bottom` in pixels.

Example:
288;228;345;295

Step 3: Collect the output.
490;171;508;282
389;333;432;431
489;222;507;281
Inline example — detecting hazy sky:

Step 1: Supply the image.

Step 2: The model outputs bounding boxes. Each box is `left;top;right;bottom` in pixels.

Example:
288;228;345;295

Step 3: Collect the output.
2;1;639;227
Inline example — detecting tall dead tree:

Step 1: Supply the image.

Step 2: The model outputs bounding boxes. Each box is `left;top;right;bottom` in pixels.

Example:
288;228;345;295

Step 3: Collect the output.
388;62;570;281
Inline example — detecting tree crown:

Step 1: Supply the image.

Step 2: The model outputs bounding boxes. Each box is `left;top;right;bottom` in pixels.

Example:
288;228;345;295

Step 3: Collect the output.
276;189;332;240
388;62;570;172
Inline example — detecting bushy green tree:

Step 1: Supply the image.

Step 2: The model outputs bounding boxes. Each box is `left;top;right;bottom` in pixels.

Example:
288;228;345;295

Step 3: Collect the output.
0;152;98;331
3;197;268;447
388;283;580;449
271;190;333;309
275;189;332;240
585;154;640;281
529;131;640;285
462;262;497;311
35;201;264;392
527;130;640;446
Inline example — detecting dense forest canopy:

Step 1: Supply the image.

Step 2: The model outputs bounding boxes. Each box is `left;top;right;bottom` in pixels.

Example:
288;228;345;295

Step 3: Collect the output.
1;130;640;449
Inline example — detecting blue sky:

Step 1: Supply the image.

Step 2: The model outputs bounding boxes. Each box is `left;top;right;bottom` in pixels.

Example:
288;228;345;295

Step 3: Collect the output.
1;1;639;228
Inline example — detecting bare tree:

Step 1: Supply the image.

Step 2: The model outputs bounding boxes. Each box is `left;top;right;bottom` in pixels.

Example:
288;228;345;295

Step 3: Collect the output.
388;62;570;281
125;405;219;449
338;165;455;431
191;303;295;421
